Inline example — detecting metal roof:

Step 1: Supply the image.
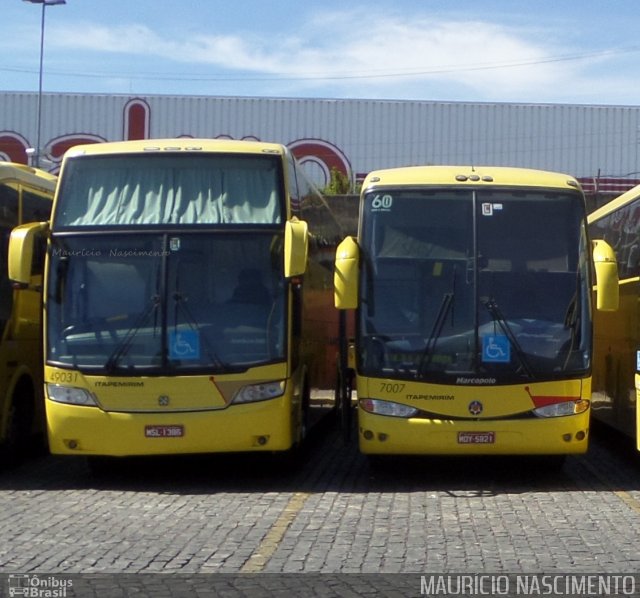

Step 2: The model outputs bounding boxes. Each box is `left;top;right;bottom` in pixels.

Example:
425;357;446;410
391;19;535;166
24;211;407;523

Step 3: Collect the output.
2;92;639;193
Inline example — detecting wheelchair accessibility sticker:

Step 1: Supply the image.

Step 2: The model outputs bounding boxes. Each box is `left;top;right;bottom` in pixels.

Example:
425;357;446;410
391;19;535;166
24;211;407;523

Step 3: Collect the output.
169;330;200;360
482;335;510;363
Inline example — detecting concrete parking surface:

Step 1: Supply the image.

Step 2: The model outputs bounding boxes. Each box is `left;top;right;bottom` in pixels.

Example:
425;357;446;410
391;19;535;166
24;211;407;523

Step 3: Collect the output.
0;418;639;596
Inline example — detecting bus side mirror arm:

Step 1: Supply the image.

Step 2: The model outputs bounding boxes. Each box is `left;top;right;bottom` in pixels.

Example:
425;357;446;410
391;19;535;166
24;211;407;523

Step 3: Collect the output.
334;236;360;310
9;221;49;288
592;239;619;311
284;218;309;278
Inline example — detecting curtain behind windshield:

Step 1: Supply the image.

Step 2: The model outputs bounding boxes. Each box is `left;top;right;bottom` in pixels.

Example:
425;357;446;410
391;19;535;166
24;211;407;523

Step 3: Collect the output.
55;154;282;227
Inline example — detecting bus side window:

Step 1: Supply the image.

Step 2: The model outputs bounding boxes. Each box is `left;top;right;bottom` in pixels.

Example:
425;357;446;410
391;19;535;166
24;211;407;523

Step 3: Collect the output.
592;200;640;280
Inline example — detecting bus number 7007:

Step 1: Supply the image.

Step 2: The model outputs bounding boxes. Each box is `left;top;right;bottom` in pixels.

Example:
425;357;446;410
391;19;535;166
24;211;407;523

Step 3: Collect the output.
379;383;405;394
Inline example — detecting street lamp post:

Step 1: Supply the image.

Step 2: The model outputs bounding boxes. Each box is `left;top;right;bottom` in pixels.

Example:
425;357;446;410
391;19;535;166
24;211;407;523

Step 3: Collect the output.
23;0;66;168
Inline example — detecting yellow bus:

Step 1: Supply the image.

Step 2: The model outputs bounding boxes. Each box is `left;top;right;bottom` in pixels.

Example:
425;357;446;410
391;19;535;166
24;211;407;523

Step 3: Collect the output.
0;162;55;466
9;139;342;463
588;184;640;450
334;165;619;459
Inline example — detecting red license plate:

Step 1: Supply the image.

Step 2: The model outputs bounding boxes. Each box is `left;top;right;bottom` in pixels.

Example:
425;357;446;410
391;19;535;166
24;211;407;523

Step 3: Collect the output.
145;425;184;438
457;431;495;444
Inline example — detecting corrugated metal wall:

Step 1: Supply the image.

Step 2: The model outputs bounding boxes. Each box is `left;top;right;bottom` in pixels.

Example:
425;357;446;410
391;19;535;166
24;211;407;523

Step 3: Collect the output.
1;92;639;186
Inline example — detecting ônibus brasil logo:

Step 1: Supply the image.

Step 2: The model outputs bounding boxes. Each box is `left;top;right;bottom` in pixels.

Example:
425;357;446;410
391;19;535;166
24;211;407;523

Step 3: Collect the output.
8;574;72;597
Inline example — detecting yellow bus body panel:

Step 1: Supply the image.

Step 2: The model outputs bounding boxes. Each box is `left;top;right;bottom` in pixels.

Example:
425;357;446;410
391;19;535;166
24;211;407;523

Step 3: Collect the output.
357;377;589;455
358;409;590;455
47;397;293;456
361;165;580;193
45;362;301;456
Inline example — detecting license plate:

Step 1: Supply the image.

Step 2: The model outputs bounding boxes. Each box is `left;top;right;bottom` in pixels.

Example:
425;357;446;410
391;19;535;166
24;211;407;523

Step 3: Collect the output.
145;425;184;438
457;431;495;444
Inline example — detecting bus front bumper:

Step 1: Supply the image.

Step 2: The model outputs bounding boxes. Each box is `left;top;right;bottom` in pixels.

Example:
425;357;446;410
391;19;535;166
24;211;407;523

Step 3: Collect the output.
358;409;590;455
46;398;294;456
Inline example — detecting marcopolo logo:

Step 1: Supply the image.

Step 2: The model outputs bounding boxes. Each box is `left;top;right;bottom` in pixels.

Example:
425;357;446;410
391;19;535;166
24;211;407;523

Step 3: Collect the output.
8;574;73;597
468;400;483;416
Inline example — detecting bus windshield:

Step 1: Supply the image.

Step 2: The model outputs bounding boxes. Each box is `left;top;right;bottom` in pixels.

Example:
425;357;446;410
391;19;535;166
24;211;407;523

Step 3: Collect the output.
53;153;284;228
359;188;591;383
47;232;286;373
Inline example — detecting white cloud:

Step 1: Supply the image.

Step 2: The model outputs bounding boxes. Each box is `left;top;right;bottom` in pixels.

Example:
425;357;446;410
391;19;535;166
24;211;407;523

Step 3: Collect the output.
46;10;602;101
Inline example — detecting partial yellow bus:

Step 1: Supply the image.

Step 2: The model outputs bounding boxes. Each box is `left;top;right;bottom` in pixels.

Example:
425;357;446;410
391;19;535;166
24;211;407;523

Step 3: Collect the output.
588;185;640;450
335;165;618;461
0;162;55;466
9;139;342;464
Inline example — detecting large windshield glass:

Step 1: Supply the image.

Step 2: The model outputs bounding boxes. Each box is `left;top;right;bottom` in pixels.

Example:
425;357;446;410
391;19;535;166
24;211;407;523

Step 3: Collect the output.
47;233;286;373
54;153;284;228
359;187;590;383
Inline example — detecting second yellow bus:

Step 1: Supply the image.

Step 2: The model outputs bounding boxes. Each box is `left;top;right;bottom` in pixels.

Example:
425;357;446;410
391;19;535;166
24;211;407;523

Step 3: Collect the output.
335;165;618;459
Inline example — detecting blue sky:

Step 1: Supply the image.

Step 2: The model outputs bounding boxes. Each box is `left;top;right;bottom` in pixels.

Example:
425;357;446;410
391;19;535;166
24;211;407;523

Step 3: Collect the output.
2;0;640;104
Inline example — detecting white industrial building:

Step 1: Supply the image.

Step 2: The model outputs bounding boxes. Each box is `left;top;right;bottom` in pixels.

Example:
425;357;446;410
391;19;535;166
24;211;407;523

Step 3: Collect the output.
1;91;639;205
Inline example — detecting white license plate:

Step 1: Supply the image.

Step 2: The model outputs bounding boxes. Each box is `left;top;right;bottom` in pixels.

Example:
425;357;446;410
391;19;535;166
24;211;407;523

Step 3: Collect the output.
145;425;184;438
457;431;495;444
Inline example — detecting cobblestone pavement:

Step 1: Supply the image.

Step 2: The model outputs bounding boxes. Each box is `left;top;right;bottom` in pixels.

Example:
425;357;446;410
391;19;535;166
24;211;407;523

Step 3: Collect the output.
0;418;639;596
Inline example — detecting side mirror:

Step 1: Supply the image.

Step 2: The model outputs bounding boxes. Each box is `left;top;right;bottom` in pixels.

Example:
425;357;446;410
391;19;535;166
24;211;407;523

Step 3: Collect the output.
334;236;360;309
9;221;49;288
284;218;308;278
592;239;619;311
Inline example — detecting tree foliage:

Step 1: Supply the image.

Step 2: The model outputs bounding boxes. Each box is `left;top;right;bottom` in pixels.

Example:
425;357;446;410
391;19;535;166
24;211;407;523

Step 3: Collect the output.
322;167;353;195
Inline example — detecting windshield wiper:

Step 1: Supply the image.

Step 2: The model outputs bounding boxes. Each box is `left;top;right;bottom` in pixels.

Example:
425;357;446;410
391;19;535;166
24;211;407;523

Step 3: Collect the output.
105;295;161;373
418;266;457;377
481;297;535;379
418;292;454;377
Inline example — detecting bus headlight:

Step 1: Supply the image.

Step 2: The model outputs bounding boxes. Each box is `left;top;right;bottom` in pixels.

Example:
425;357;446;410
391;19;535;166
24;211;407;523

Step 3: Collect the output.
232;381;285;404
47;384;98;406
533;399;589;418
360;398;419;418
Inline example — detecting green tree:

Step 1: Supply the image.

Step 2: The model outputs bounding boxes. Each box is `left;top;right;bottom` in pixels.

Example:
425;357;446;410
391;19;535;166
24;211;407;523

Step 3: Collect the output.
322;167;352;195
